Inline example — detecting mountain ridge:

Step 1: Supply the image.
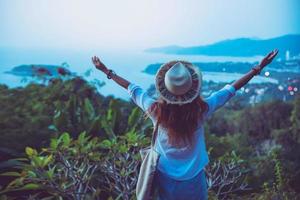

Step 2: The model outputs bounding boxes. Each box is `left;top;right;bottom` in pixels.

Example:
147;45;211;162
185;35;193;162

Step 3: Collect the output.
145;34;300;57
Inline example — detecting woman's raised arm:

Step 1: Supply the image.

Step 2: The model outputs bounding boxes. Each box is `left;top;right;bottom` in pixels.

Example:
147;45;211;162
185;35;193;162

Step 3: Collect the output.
203;49;278;119
232;49;278;90
92;56;131;89
92;56;155;112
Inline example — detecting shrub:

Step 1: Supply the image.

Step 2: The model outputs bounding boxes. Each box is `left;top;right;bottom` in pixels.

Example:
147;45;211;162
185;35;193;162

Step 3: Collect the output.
0;132;103;200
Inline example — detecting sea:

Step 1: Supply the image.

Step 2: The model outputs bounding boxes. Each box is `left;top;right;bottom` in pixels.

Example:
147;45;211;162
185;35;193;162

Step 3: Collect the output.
0;47;276;100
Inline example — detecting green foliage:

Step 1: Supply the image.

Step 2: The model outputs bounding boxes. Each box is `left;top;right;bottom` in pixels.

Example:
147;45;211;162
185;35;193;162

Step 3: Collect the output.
127;107;142;131
0;99;153;200
290;94;300;143
0;78;105;152
1;79;300;199
0;78;138;154
205;98;300;199
99;131;149;200
100;101;152;139
250;150;298;200
206;100;293;140
51;87;104;138
236;100;293;140
0;132;104;199
0;131;150;200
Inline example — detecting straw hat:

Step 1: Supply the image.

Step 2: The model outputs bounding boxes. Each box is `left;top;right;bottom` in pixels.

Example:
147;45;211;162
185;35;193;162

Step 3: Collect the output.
155;61;202;105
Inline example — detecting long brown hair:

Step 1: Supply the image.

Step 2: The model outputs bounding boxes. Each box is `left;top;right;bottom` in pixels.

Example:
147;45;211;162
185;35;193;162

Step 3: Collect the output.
148;96;208;147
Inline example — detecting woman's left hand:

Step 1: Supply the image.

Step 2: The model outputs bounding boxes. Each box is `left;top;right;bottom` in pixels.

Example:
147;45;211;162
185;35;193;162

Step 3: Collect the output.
259;49;279;69
92;56;108;73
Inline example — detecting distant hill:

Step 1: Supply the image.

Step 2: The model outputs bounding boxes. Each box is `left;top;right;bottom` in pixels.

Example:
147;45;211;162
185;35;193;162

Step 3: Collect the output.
145;34;300;57
5;64;74;77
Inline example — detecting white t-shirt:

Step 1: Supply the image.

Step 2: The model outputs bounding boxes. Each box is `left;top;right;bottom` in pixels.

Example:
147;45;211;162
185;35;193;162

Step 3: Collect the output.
127;83;236;180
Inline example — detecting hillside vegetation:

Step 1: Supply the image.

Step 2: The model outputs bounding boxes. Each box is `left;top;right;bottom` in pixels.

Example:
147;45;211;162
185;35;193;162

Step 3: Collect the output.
0;78;299;199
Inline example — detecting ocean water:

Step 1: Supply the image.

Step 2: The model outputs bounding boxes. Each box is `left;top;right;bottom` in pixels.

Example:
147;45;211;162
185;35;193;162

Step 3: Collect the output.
0;48;276;99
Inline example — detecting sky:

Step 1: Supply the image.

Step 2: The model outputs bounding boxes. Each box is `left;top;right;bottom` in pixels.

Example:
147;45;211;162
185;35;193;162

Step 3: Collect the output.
0;0;299;50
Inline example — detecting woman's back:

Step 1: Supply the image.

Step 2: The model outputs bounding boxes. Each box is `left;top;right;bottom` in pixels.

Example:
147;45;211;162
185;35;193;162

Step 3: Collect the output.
154;123;209;180
127;82;236;180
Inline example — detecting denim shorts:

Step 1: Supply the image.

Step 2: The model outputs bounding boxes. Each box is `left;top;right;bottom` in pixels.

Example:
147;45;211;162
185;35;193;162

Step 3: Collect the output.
153;169;208;200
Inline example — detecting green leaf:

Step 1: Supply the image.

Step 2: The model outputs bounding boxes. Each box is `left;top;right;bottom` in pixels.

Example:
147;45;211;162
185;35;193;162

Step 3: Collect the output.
42;155;53;167
25;147;37;157
99;140;112;149
106;99;120;131
126;130;138;144
128;107;141;130
78;131;87;144
46;166;56;180
119;145;128;153
21;183;40;190
89;152;102;161
84;98;95;119
25;147;33;156
54;110;61;119
115;160;121;167
0;172;21;177
7;177;24;188
100;119;116;139
60;132;70;146
27;171;36;178
48;125;58;131
32;156;43;167
120;168;126;177
50;139;58;150
53;109;68;130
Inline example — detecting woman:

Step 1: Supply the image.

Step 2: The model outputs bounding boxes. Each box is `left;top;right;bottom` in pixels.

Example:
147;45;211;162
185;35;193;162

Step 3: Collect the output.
92;49;278;200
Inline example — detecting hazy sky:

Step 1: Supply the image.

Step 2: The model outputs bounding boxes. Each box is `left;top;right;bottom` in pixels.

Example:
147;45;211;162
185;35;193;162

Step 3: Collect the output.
0;0;299;50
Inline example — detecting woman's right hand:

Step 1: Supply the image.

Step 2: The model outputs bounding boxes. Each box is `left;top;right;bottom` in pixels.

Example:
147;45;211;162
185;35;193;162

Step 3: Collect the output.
92;56;108;73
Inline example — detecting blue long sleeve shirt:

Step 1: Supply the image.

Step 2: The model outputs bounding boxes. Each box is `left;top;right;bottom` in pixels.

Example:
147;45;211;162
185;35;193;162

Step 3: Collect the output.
127;83;236;180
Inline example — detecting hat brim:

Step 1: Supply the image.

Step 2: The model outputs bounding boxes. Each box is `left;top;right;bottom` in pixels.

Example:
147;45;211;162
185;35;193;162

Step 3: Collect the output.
155;61;202;105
